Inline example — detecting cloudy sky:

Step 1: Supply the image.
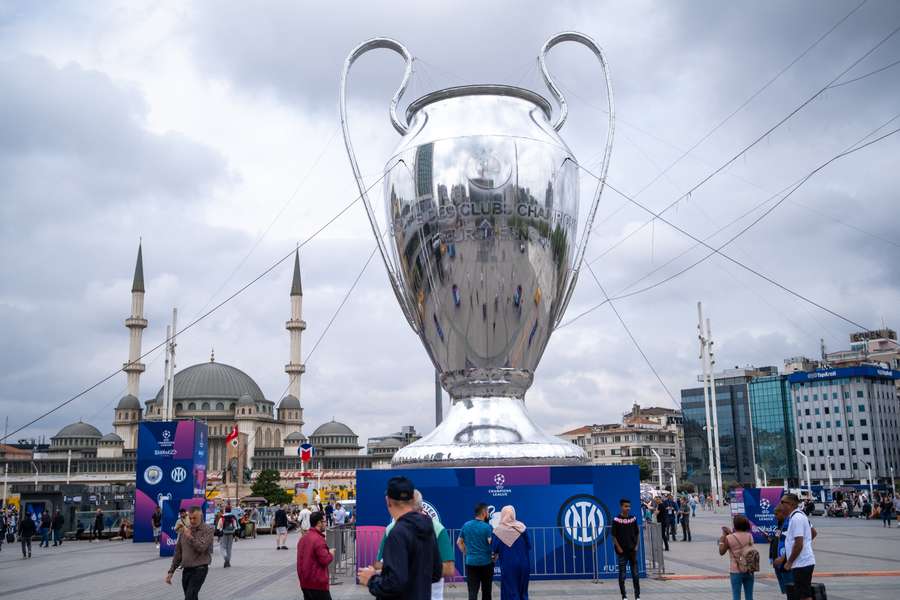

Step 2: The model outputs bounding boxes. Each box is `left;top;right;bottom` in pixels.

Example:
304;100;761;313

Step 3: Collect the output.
1;1;898;447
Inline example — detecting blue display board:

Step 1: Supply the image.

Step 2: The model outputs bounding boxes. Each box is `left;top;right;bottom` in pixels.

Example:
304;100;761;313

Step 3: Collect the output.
134;421;208;556
732;487;785;543
356;465;643;580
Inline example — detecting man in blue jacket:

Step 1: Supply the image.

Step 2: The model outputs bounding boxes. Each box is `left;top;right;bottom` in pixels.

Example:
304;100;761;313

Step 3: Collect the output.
358;477;442;600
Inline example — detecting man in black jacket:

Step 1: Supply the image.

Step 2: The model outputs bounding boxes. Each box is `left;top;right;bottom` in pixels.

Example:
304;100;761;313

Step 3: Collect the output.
358;477;441;599
18;512;36;558
612;498;640;600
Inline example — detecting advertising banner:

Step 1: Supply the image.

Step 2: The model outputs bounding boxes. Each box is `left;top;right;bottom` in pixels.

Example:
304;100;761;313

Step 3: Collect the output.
732;487;785;543
356;465;642;580
134;420;208;556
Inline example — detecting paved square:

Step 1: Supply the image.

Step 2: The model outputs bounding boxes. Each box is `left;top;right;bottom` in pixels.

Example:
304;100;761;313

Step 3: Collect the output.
1;511;898;599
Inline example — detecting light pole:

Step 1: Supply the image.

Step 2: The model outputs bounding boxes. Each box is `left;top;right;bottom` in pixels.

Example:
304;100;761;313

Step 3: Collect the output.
760;467;768;487
31;462;39;489
825;462;833;488
865;462;873;499
795;449;811;497
891;466;896;494
651;449;664;491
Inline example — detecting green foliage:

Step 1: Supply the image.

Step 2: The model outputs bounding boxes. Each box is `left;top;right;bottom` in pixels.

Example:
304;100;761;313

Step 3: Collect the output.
680;482;696;494
633;457;653;482
250;468;291;505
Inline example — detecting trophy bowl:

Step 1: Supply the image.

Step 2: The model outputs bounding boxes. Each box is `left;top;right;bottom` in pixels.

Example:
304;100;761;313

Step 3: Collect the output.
340;33;614;467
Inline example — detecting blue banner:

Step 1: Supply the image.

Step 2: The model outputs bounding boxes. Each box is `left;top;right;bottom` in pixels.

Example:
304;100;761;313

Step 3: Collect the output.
733;487;785;543
134;421;208;556
787;365;899;383
356;465;643;580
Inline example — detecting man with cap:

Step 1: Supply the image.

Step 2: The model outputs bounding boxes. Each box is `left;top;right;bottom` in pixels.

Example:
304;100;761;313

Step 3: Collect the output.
358;477;442;599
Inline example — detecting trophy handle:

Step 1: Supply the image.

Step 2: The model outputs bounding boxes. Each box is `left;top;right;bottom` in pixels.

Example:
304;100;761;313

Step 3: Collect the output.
539;31;615;326
340;38;420;331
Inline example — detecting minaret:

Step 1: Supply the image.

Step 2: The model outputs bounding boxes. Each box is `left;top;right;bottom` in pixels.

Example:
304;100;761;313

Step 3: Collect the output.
124;243;147;395
115;243;147;448
279;250;305;436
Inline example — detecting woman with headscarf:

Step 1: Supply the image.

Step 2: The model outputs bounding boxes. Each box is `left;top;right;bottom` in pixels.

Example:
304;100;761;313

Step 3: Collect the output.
490;505;530;600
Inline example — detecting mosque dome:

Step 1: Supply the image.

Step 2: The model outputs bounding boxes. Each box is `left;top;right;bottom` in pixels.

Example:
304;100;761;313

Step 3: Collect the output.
279;395;301;409
116;394;141;410
100;432;123;443
54;421;103;439
154;361;266;404
311;420;355;437
284;431;306;442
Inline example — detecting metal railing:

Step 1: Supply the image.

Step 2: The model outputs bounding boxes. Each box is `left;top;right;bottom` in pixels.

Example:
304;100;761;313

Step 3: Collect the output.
349;522;665;582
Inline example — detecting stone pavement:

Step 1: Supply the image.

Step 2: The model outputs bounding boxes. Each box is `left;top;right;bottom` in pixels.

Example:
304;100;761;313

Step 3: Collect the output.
0;511;897;599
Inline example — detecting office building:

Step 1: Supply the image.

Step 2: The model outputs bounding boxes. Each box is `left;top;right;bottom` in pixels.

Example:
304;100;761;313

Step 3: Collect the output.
748;375;799;485
789;365;900;485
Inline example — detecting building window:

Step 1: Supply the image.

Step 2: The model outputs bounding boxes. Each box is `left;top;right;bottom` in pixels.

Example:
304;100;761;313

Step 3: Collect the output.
840;463;846;470
839;448;845;455
857;390;864;398
850;434;855;441
176;403;183;411
824;407;830;414
863;447;871;455
835;420;841;427
848;420;854;427
201;402;210;411
827;435;832;442
858;404;866;411
828;449;834;456
216;402;224;411
832;393;838;399
188;402;196;410
805;409;810;416
814;408;820;415
862;433;869;441
806;423;811;429
817;436;823;443
861;419;867;426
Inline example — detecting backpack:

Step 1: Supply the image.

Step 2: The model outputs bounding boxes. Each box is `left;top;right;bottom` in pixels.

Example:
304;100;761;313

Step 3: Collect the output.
729;534;760;573
222;515;237;535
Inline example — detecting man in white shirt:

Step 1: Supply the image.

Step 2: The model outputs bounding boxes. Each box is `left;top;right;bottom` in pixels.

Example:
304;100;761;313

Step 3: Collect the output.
780;493;816;600
298;503;312;536
333;503;348;526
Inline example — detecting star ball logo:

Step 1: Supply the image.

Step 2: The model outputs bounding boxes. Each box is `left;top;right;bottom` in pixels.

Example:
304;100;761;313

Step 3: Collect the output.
171;466;187;483
557;494;610;546
162;430;171;441
760;499;772;513
489;473;510;498
143;465;163;486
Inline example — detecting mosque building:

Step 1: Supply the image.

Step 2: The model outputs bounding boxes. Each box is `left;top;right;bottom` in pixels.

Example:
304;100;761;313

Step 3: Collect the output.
0;244;419;511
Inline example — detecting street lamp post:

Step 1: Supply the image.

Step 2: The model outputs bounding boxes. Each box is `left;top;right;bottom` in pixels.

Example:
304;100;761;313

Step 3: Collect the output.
651;449;664;491
865;462;873;499
795;449;811;497
825;462;833;488
760;468;768;487
31;462;38;489
891;466;896;494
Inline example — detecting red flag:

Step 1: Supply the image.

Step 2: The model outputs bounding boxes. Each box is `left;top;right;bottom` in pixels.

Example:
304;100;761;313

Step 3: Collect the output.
225;425;239;448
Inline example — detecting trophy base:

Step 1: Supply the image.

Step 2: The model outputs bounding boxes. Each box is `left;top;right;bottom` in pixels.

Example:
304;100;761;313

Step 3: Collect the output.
391;396;587;468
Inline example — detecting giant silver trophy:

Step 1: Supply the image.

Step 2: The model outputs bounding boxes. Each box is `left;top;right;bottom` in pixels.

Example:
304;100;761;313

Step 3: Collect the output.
340;32;614;467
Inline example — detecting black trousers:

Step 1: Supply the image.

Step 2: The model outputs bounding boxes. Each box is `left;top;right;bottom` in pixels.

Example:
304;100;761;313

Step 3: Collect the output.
466;563;494;600
21;537;31;557
658;522;669;550
681;520;692;541
301;589;332;600
181;565;208;600
617;550;640;598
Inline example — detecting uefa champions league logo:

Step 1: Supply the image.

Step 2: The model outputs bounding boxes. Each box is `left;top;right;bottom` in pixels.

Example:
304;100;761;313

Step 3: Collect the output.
760;498;772;513
558;495;609;546
162;430;171;441
489;473;510;497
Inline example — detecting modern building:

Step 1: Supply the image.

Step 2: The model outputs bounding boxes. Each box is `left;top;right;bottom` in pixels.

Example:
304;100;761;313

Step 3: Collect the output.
366;426;422;468
559;404;682;484
681;366;778;491
748;375;799;485
788;365;900;485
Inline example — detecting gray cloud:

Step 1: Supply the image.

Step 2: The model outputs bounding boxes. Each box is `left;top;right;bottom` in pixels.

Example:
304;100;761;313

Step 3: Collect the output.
1;1;899;451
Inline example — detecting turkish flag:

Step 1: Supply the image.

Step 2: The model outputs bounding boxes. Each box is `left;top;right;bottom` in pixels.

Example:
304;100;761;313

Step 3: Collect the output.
225;425;239;448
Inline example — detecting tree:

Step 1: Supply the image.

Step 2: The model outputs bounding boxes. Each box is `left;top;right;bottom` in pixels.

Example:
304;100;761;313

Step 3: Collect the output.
250;468;291;505
633;457;653;482
680;482;696;494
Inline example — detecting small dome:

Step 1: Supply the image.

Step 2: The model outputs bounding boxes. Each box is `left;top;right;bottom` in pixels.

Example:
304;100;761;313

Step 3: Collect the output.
54;421;103;439
100;432;123;443
237;394;254;406
311;420;355;437
284;431;305;442
279;395;301;409
116;394;141;410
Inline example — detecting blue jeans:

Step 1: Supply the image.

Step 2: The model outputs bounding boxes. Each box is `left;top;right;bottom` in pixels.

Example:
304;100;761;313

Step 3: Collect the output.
40;528;50;547
730;572;754;600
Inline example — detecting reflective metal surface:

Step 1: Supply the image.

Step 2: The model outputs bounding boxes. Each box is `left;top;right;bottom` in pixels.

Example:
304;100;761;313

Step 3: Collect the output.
340;32;614;467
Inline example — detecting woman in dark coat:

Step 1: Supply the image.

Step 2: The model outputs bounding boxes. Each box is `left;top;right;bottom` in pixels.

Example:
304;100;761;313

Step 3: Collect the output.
491;505;530;600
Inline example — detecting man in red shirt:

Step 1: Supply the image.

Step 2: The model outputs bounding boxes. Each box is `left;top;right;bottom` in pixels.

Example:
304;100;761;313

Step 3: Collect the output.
296;511;334;600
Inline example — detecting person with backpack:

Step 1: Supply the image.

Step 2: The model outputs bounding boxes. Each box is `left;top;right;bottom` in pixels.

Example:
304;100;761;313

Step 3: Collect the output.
718;514;757;600
218;504;238;568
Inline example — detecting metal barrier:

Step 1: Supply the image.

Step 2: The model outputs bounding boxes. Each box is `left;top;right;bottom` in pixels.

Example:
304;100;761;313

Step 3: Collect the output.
327;525;357;582
348;523;665;582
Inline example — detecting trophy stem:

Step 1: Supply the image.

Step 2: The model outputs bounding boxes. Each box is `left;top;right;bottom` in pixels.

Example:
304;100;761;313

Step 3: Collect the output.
391;396;587;467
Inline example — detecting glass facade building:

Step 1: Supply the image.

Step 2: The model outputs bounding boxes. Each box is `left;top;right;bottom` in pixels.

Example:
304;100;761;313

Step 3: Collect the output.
748;375;799;485
681;375;758;491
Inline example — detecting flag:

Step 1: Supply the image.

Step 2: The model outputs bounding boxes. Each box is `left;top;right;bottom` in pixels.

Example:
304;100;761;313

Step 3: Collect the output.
299;443;313;463
226;425;239;448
